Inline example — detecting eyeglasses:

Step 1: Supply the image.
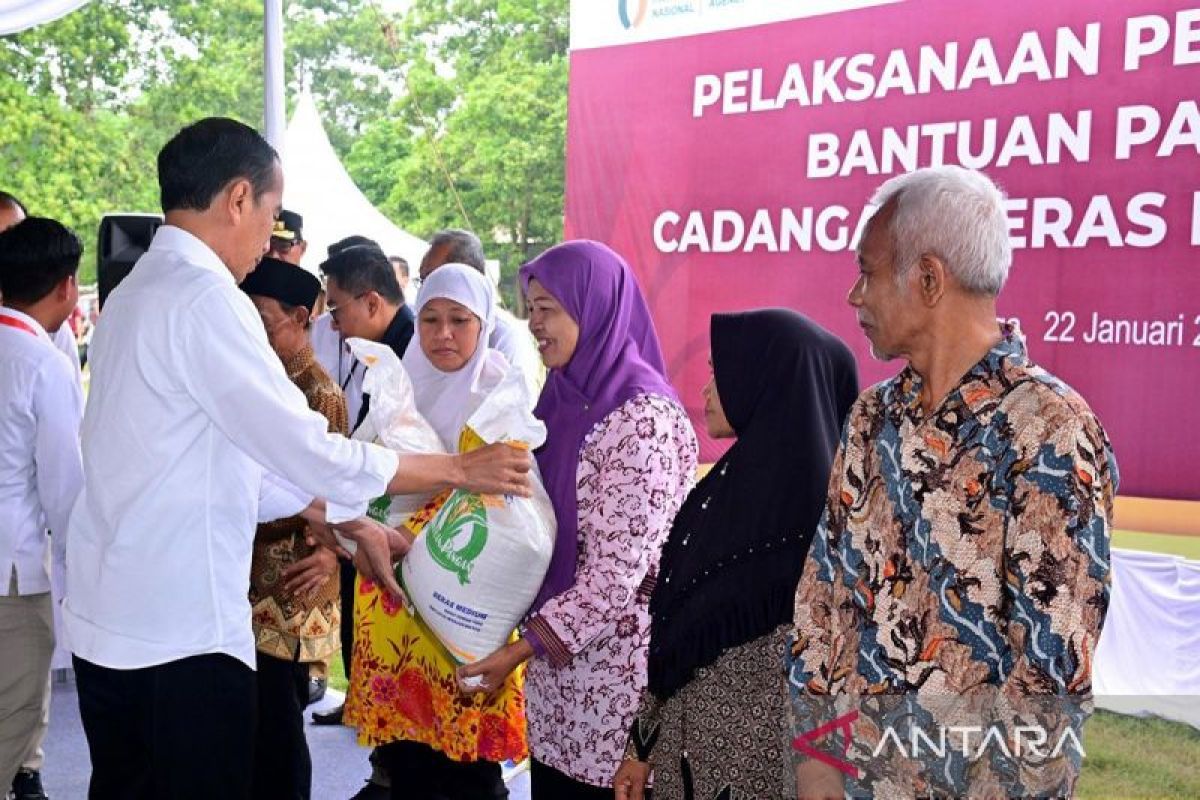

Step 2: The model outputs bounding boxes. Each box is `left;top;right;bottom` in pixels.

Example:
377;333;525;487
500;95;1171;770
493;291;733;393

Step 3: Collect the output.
270;237;300;252
326;293;367;318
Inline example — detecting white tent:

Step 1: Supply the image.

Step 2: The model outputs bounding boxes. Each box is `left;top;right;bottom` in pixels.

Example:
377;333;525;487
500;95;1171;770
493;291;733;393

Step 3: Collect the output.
0;0;91;34
282;92;428;273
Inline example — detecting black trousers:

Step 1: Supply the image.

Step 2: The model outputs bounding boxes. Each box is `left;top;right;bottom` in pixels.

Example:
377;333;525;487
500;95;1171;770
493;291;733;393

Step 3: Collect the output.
74;653;256;800
253;652;312;799
338;557;355;683
531;759;637;800
378;740;507;800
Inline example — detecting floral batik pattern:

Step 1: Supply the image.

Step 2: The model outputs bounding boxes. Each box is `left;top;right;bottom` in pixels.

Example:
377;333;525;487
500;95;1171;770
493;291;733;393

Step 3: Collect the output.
524;393;698;787
345;491;528;763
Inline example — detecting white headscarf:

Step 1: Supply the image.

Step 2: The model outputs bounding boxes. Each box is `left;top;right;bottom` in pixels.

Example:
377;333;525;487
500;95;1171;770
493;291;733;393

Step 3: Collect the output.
401;263;510;451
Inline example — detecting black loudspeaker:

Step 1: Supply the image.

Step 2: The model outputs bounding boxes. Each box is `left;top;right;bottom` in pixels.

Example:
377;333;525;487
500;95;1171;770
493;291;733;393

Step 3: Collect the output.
97;213;163;308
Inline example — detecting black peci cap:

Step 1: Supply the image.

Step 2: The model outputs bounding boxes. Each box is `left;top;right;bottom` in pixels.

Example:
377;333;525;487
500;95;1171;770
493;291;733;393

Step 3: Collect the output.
240;256;321;313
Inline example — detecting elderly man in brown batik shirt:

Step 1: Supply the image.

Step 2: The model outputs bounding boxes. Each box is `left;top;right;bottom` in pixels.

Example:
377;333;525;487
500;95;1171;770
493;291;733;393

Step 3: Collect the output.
241;256;347;799
787;167;1117;800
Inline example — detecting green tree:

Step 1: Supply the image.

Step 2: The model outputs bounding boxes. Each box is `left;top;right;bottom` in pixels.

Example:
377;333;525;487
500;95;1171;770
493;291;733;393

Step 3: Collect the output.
0;0;407;283
0;0;570;296
345;0;569;288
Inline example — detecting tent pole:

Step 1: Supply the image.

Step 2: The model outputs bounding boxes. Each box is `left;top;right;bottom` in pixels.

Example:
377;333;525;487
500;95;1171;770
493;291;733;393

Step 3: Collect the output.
264;0;286;151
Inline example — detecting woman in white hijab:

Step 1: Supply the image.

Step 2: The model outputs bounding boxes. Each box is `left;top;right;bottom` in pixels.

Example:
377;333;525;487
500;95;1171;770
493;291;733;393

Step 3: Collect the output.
402;263;511;451
345;263;528;800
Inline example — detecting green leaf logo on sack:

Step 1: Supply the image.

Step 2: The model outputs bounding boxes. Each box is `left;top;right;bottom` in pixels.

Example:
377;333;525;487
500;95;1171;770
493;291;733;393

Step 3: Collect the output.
425;491;489;585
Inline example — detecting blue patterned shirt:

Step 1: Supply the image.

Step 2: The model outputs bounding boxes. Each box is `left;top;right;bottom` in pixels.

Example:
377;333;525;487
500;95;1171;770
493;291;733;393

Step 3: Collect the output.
787;326;1117;797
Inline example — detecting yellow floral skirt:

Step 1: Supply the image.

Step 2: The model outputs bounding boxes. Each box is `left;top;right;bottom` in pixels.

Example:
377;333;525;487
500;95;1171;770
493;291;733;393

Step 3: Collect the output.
344;503;528;763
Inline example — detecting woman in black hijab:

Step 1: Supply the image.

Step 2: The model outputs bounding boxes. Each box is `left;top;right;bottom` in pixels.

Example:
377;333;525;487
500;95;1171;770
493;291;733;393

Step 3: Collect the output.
614;309;858;800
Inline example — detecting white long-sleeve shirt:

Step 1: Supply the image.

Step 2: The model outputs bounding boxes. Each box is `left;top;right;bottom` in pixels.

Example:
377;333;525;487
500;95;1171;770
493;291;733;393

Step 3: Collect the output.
51;323;82;386
311;311;364;424
63;225;399;670
0;307;84;596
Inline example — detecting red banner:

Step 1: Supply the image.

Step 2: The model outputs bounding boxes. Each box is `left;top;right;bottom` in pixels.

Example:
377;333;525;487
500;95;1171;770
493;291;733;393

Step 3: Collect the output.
564;0;1200;500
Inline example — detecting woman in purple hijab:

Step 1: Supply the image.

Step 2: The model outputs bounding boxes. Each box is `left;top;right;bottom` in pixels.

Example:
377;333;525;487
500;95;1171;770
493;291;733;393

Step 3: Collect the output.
459;241;698;797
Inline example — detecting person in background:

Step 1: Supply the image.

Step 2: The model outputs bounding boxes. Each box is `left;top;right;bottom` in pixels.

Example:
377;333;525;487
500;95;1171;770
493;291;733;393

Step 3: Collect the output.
419;230;542;396
0;199;78;800
346;264;527;800
0;217;85;800
613;310;858;799
268;210;307;266
240;257;344;798
460;240;698;799
310;236;386;430
0;193;82;387
788;166;1117;799
268;210;327;319
311;242;416;729
388;255;411;298
321;242;415;436
0;192;25;233
62;117;530;800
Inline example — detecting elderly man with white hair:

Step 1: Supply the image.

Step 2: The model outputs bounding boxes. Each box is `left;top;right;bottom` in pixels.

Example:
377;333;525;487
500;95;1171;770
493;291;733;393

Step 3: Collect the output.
787;166;1118;799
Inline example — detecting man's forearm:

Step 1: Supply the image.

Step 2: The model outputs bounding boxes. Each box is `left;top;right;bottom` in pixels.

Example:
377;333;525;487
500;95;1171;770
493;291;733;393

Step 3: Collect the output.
385;453;465;496
299;498;326;525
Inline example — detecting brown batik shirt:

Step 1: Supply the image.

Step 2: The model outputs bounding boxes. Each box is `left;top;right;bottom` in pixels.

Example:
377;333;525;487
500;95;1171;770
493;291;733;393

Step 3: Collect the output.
249;345;348;662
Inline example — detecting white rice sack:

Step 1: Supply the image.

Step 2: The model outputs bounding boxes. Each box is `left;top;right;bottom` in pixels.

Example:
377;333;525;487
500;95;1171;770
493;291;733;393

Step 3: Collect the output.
346;337;446;525
399;368;556;664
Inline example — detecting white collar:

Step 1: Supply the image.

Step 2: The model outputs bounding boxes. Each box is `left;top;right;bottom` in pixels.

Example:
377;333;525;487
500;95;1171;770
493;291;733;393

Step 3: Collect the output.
0;305;53;344
148;225;236;285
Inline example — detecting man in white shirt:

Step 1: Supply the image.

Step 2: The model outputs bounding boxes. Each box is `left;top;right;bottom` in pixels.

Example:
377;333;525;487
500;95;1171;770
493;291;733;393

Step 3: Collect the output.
310;235;387;428
0;217;85;797
0;194;73;800
63;118;530;800
418;229;543;396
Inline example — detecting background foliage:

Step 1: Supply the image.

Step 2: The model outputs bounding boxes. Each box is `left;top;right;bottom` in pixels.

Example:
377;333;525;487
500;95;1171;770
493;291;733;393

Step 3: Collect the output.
0;0;568;287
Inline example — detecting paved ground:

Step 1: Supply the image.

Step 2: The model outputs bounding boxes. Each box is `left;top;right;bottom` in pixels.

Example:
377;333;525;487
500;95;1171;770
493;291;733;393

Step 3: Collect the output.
41;672;531;799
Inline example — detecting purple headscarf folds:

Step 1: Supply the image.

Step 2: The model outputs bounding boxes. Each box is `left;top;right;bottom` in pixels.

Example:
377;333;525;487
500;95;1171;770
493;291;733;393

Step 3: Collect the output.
519;241;679;613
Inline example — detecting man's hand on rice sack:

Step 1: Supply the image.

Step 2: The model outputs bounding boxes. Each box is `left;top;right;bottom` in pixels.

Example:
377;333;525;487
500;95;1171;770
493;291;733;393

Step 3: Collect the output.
456;638;535;696
390;525;417;557
305;519;351;559
283;542;338;600
458;442;534;498
335;516;405;599
613;758;651;800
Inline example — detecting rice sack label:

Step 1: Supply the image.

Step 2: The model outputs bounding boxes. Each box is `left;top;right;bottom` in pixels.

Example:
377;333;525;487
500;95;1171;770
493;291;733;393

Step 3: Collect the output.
398;370;555;665
425;491;489;586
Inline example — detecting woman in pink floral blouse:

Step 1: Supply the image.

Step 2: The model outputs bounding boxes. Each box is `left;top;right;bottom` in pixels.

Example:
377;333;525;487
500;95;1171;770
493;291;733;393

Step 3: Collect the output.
459;240;698;797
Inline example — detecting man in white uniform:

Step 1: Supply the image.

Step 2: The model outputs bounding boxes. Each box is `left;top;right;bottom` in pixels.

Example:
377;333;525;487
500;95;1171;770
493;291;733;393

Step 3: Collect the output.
0;217;84;800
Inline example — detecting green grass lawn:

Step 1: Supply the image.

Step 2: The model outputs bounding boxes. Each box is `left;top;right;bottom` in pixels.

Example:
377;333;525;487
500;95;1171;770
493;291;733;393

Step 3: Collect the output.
326;529;1199;794
1080;712;1200;798
1075;530;1200;797
328;651;348;693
